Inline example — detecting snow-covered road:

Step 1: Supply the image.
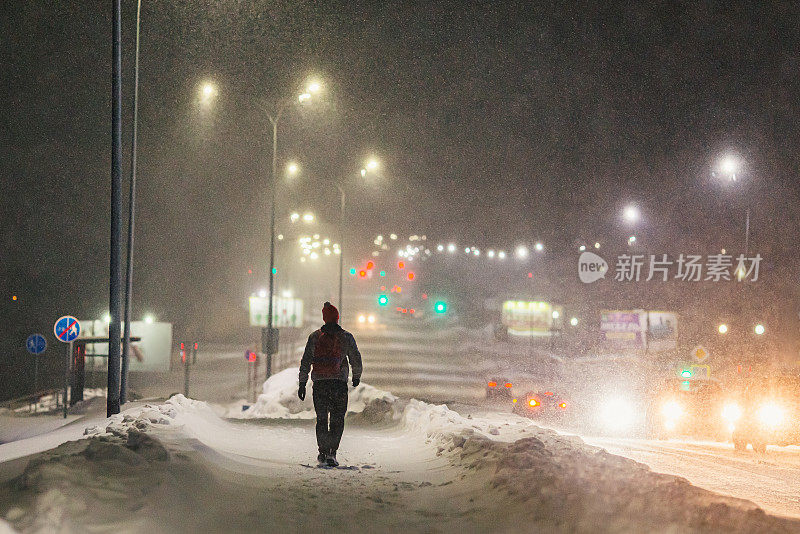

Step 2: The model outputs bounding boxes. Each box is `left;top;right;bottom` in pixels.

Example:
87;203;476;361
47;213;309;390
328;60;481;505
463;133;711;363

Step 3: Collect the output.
583;435;800;519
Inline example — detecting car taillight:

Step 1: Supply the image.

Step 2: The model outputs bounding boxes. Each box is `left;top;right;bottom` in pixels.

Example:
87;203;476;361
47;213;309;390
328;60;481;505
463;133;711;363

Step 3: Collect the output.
488;381;497;388
504;382;513;388
528;399;539;407
544;391;553;396
559;402;567;409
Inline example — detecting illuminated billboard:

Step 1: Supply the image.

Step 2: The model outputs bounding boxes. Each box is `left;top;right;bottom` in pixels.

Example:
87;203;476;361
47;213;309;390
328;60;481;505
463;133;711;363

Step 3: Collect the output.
501;300;563;337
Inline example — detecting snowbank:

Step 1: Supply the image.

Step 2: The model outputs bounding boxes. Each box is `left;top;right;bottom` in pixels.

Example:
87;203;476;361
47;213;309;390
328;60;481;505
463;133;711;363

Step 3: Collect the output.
229;368;398;420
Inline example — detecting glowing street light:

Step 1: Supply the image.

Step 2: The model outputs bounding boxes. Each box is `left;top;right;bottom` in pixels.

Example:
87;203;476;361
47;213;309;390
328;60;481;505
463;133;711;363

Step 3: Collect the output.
718;155;740;181
623;205;640;223
570;317;579;327
754;324;765;335
497;250;506;260
290;212;300;223
594;242;601;249
718;324;728;334
302;212;315;223
579;245;586;251
143;315;154;324
534;242;544;252
515;245;529;259
628;235;636;245
287;162;299;175
199;81;218;105
447;243;456;253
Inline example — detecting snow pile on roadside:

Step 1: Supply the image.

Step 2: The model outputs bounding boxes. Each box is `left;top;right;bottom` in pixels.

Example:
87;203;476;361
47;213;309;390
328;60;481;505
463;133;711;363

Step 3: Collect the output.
229;368;398;420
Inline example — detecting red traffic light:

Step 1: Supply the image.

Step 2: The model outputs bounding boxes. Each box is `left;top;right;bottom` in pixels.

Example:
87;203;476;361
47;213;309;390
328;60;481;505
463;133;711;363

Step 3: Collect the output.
407;272;415;281
194;342;199;350
180;343;185;350
359;270;367;278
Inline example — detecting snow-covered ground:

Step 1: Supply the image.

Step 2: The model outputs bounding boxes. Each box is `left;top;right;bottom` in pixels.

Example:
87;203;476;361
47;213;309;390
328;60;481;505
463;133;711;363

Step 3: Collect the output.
1;369;799;533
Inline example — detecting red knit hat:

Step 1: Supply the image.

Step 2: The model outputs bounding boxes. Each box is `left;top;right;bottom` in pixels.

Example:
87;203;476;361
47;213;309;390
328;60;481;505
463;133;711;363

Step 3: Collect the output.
322;301;339;324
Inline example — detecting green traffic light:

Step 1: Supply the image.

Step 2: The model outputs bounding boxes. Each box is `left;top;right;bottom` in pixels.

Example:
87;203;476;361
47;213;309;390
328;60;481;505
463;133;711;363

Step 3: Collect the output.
349;268;356;275
379;271;386;277
434;301;447;314
378;294;389;306
680;369;692;378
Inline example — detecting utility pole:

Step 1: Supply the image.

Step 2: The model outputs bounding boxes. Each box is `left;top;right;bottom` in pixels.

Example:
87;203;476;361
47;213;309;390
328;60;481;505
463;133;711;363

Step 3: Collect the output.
121;0;143;406
107;0;123;417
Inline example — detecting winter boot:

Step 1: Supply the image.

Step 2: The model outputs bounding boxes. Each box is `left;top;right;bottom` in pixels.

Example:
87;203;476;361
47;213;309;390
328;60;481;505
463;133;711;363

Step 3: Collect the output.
317;450;327;465
326;450;339;467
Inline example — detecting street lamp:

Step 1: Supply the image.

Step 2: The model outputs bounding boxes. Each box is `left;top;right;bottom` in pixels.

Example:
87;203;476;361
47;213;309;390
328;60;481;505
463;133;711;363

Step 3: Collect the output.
718;324;728;334
716;154;750;254
754;324;765;335
515;245;529;259
264;79;323;379
287;162;299;175
623;205;639;223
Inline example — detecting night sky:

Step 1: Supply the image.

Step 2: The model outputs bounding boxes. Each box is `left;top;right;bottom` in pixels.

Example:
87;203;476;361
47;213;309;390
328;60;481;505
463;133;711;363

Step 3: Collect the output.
3;2;800;394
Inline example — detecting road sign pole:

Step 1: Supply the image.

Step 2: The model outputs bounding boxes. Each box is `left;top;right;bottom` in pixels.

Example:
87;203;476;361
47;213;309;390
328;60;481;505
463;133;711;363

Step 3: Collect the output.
183;347;190;398
33;356;39;397
63;341;73;419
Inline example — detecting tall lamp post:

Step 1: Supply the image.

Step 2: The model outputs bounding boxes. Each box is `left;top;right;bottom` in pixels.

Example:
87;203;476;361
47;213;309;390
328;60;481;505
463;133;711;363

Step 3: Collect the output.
264;81;321;379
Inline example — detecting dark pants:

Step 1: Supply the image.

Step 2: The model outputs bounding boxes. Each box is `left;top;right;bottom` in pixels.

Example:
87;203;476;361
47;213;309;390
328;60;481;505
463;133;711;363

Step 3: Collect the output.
313;379;348;454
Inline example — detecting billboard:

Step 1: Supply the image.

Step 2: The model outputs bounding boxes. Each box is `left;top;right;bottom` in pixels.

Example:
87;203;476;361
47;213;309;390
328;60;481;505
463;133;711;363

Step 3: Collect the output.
501;300;563;337
249;296;304;328
600;310;678;352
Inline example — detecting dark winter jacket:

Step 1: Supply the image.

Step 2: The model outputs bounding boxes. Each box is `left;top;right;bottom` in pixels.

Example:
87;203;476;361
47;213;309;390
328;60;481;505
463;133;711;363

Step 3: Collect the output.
299;323;362;384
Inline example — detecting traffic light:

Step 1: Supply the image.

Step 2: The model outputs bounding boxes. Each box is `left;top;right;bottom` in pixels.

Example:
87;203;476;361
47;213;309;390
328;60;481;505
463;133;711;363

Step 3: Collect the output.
434;301;447;314
398;261;405;269
349;268;356;275
407;272;415;281
680;369;692;378
378;294;389;306
379;270;386;277
359;270;367;278
366;261;374;270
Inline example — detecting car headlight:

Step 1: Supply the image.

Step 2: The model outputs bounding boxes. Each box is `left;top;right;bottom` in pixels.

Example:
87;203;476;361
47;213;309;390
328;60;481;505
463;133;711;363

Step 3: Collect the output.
721;402;742;423
368;314;376;324
757;402;784;427
661;400;682;420
358;314;366;323
600;397;636;431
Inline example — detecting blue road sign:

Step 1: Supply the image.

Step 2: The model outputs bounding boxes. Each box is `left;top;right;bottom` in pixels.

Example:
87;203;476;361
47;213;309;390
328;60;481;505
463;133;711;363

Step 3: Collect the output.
54;316;81;343
26;334;47;355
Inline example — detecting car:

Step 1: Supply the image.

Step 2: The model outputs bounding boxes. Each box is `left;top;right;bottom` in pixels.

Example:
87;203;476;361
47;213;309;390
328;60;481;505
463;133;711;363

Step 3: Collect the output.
486;378;514;400
512;390;569;422
728;375;800;452
355;312;381;328
646;378;728;440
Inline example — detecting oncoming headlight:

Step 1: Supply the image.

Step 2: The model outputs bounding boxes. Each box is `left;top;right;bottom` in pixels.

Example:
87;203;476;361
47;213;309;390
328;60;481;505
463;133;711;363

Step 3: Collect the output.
721;403;742;423
600;397;636;432
757;402;785;428
358;314;366;323
661;400;683;421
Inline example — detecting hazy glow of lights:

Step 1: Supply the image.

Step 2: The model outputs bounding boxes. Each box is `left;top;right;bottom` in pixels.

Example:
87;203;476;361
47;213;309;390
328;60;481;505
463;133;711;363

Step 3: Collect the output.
277;234;284;241
310;252;319;260
535;242;544;252
298;92;312;103
437;244;444;252
366;159;379;170
447;243;456;253
594;242;601;249
579;245;586;251
628;235;636;245
754;324;765;335
718;324;728;334
307;81;321;93
464;247;470;254
552;310;560;319
143;315;154;324
390;234;397;240
302;212;315;223
323;238;330;245
287;162;299;175
258;289;267;298
281;290;293;298
360;169;367;177
498;250;506;259
515;245;529;259
487;250;495;258
290;212;300;222
570;317;578;326
623;205;640;223
103;312;111;324
719;155;739;179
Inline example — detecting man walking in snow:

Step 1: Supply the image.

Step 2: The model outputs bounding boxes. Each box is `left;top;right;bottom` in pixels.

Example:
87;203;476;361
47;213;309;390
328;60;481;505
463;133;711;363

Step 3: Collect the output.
298;301;363;467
